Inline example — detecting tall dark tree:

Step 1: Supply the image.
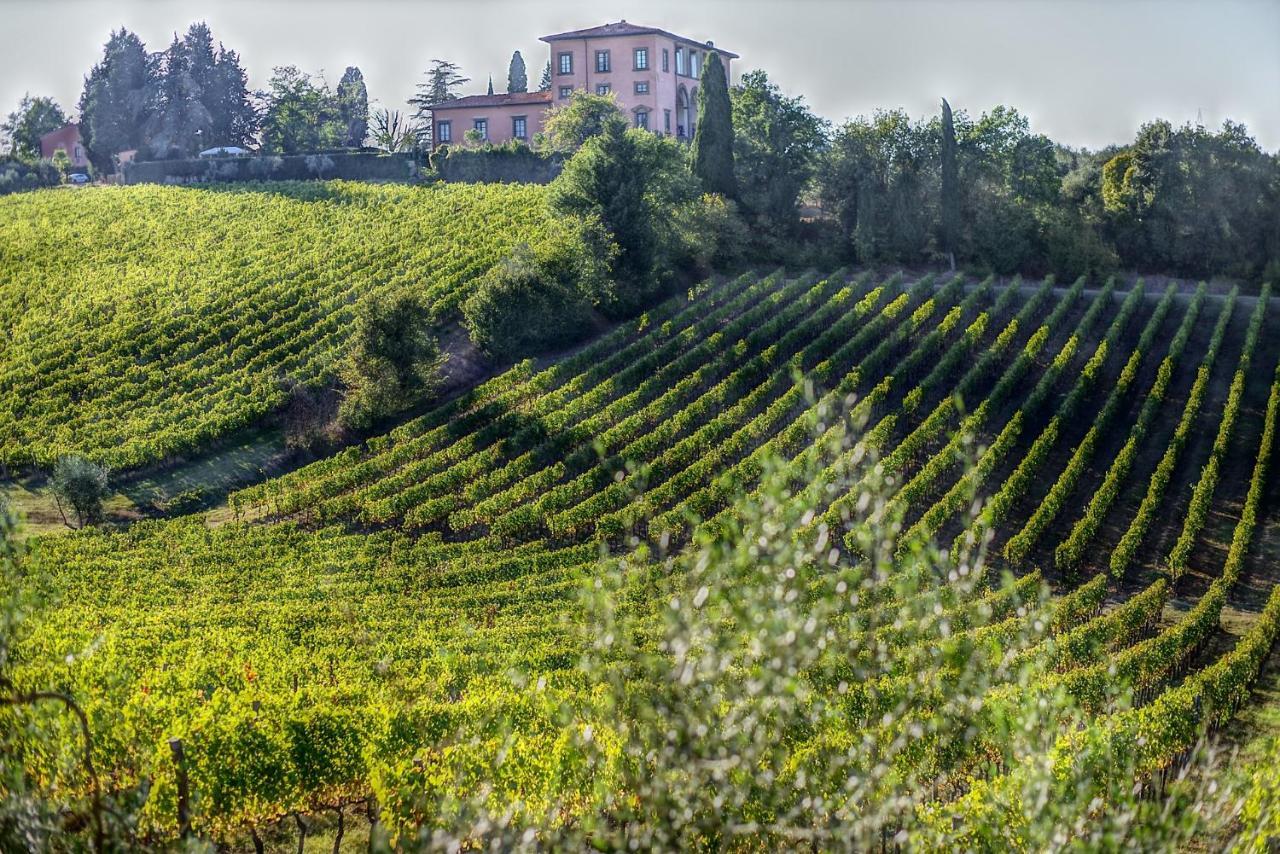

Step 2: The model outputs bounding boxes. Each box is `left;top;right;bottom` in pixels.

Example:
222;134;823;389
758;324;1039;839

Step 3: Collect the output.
940;97;959;268
179;22;256;148
691;52;736;198
145;33;211;158
1;94;67;158
487;76;494;96
538;60;552;92
507;51;528;93
78;28;153;171
337;66;369;147
408;59;469;147
210;45;257;146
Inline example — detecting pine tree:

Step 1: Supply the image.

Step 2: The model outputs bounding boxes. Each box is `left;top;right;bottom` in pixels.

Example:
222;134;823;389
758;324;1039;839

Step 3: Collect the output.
409;60;469;146
337;66;369;147
691;52;736;198
940;97;959;269
487;76;494;96
538;61;552;92
507;51;528;93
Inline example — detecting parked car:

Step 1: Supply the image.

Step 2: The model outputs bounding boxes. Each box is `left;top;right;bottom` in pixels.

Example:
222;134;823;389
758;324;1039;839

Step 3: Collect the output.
67;172;91;185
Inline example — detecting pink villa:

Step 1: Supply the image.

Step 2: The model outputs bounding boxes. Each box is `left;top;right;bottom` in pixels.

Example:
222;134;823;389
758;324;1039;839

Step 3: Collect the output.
429;20;737;147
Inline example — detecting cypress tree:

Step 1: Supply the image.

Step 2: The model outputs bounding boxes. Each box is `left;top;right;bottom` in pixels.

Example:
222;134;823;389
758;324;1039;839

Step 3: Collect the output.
940;97;959;269
507;51;528;93
338;66;369;147
538;61;552;91
691;52;736;198
487;76;494;96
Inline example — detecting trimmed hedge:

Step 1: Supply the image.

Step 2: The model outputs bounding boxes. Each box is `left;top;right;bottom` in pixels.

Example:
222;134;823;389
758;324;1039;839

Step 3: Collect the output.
122;151;423;185
432;144;565;184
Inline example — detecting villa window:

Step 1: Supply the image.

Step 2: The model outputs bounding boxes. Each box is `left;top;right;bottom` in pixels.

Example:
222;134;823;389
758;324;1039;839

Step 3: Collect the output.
559;86;572;99
635;109;650;130
438;120;452;142
473;118;487;139
690;52;700;78
634;80;650;95
662;48;670;72
512;116;527;140
675;47;684;76
595;50;611;73
664;109;671;133
634;47;649;70
558;52;573;75
596;83;611;96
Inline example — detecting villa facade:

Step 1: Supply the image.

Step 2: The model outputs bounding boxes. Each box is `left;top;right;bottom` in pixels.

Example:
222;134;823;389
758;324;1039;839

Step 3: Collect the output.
429;20;737;147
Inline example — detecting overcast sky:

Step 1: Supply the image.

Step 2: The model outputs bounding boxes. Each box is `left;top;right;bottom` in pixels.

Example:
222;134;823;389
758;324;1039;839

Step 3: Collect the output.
2;0;1278;151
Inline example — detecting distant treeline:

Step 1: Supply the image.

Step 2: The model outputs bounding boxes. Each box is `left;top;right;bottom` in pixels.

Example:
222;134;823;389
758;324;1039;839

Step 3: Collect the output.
809;106;1280;282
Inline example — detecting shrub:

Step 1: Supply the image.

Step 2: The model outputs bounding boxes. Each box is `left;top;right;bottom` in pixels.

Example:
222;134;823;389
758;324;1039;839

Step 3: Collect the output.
50;455;110;529
338;293;445;431
671;193;749;277
463;244;593;361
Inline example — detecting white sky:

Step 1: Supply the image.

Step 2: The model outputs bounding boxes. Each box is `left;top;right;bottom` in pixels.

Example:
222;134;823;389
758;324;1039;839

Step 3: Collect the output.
2;0;1278;152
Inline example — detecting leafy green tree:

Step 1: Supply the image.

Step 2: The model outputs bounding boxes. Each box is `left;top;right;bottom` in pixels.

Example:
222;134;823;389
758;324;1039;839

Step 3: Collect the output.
337;67;369;147
730;70;827;234
1;95;66;159
507;51;528;93
260;66;344;154
549;116;696;314
50;455;110;529
542;91;626;153
338;293;446;430
463;244;592;360
940;97;959;266
78;28;153;172
691;52;735;198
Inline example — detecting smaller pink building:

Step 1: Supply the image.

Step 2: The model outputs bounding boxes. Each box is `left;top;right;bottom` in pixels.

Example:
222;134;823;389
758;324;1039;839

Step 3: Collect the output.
40;123;90;168
429;91;553;147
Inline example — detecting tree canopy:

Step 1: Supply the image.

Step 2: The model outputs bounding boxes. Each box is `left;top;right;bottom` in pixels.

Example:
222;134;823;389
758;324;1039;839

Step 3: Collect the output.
260;66;345;154
731;70;827;235
1;95;67;159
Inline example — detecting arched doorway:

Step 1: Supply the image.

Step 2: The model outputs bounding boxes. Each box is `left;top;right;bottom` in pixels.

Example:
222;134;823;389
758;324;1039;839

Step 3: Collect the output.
677;86;690;139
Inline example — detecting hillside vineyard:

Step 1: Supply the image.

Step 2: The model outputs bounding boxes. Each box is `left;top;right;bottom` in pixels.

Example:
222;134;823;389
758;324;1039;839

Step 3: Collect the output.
14;267;1280;840
0;182;552;469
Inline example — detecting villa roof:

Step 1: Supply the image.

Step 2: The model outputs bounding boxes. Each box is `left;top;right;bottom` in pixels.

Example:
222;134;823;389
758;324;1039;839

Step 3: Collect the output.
540;20;739;58
427;91;554;111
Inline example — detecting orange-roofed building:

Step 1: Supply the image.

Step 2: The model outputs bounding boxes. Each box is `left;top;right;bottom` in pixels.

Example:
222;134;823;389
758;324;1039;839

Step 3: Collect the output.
429;20;737;148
